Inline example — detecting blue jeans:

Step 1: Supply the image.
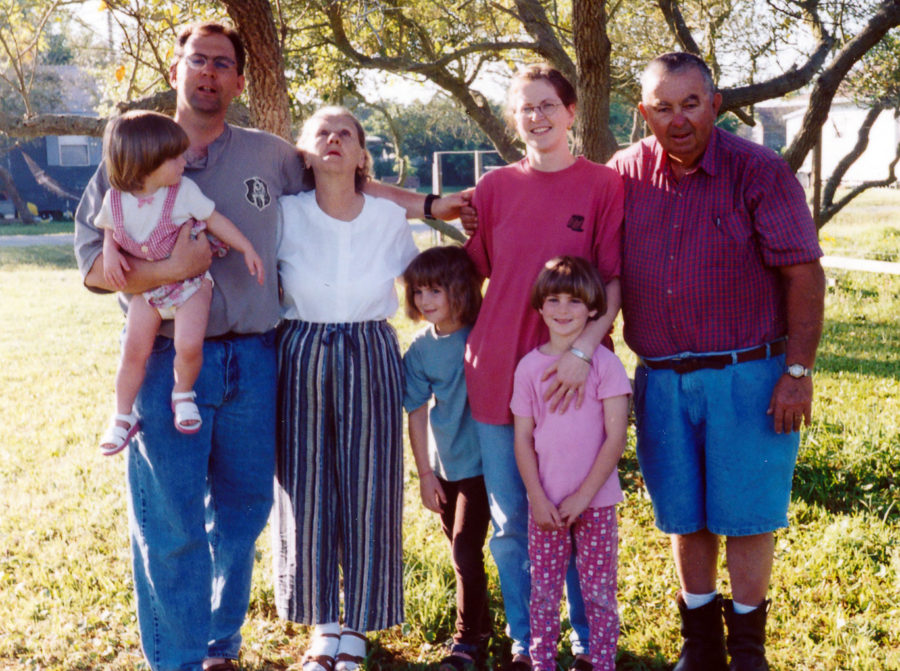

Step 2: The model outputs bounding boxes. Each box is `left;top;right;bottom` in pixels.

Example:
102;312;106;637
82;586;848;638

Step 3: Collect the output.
127;332;277;671
475;422;588;658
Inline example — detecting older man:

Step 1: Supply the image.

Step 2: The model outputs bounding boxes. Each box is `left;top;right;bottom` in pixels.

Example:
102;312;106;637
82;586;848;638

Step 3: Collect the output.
76;21;460;671
608;53;825;670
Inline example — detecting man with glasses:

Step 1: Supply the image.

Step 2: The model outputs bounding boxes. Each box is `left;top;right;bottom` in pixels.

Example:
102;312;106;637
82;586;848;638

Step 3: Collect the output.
75;21;460;671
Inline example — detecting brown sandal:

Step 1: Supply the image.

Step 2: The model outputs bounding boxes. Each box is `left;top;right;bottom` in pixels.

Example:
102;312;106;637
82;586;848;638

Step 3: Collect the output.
303;632;340;671
334;630;367;671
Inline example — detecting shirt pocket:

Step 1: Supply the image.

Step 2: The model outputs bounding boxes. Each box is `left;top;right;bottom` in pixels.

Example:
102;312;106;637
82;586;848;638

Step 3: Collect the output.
708;209;754;271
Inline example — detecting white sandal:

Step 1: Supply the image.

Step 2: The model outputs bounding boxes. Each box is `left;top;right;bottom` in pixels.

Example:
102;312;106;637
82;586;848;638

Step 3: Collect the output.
171;390;202;434
99;411;139;456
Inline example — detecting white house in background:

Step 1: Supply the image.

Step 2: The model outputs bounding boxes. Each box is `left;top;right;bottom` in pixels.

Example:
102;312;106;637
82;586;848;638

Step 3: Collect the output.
783;98;900;185
737;96;900;187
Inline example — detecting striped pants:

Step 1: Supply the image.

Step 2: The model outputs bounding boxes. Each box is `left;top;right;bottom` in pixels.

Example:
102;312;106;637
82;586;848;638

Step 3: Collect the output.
274;320;405;632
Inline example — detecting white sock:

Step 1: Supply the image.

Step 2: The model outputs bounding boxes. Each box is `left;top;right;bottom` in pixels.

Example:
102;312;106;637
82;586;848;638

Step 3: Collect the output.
732;600;760;615
338;628;367;658
682;590;718;609
309;622;341;656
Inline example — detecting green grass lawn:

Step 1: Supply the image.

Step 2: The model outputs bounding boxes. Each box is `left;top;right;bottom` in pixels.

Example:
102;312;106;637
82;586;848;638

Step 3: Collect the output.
0;220;74;237
0;194;898;670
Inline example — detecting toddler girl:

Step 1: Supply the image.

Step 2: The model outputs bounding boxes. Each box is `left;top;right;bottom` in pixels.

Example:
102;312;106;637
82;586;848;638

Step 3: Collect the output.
510;256;631;671
402;246;491;670
97;110;264;455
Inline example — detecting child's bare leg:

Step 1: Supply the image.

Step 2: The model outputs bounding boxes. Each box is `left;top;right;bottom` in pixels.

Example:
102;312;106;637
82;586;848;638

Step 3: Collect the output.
172;278;212;395
116;296;163;417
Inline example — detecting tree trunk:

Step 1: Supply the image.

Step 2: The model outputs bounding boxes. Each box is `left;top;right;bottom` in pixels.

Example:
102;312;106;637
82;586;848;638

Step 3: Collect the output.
573;0;617;162
0;164;35;224
222;0;293;140
630;108;644;144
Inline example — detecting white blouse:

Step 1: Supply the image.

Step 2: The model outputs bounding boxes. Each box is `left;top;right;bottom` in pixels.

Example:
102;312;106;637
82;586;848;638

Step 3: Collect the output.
277;191;419;323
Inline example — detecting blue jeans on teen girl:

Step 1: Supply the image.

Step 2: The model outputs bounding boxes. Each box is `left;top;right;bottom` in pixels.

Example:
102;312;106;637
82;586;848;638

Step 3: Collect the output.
475;422;589;659
126;332;277;671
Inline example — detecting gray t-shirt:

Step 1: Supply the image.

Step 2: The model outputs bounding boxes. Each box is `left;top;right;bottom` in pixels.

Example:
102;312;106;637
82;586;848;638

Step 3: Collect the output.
74;123;307;337
402;324;482;482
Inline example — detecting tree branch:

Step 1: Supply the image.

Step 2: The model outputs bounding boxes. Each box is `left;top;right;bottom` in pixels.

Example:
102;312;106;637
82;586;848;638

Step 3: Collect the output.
324;3;522;162
822;104;884;207
513;0;575;81
719;35;834;112
819;138;900;227
0;111;106;139
783;0;900;172
657;0;702;55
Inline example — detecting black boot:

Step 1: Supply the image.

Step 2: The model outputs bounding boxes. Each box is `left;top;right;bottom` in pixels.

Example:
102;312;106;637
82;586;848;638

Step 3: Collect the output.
723;599;771;671
673;593;728;671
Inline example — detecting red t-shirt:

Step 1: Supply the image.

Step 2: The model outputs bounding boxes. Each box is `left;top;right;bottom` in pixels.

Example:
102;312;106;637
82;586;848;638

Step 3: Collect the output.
464;156;624;425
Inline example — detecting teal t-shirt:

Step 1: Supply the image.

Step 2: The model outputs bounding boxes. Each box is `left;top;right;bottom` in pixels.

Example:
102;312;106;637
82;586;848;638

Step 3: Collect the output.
402;324;482;482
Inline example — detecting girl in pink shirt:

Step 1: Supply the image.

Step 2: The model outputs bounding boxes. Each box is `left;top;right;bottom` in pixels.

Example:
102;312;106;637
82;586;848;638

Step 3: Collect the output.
510;257;631;671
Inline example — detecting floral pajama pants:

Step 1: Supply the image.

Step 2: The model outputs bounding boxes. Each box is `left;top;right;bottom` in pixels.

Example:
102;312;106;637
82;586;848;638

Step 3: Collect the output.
528;506;618;671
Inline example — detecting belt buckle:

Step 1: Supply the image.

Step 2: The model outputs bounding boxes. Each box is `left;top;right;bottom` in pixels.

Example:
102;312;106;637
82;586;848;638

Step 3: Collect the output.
672;358;699;374
672;356;728;374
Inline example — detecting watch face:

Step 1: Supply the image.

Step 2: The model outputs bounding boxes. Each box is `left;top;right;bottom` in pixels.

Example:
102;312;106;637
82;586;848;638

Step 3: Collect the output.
788;364;806;378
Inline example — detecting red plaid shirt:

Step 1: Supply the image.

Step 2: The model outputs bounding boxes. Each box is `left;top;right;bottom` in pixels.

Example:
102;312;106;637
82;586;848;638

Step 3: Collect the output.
609;128;822;358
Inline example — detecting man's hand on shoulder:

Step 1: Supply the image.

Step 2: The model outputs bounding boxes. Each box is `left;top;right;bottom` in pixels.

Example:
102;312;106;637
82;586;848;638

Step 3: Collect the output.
430;188;474;222
767;374;813;434
459;193;478;237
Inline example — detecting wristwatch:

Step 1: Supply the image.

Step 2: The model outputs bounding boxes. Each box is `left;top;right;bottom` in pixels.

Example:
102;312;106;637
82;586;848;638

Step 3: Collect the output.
786;363;813;378
423;193;439;220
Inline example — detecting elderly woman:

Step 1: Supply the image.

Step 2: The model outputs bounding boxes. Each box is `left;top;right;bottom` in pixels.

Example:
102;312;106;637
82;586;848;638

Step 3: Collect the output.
274;106;419;671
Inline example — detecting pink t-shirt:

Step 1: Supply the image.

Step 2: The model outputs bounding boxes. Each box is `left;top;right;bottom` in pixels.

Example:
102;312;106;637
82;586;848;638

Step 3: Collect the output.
464;156;624;424
510;346;631;509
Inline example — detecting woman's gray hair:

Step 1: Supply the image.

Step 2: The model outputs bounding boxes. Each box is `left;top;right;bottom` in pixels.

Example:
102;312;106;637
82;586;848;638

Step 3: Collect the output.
297;106;372;193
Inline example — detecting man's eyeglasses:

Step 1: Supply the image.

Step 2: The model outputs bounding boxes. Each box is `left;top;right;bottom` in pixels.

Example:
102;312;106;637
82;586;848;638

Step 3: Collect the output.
516;101;563;119
183;53;237;72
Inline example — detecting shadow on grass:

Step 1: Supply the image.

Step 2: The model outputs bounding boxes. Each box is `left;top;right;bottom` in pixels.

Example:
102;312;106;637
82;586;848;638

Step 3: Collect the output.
366;639;670;670
0;245;77;269
815;319;899;381
792;444;898;523
792;413;898;522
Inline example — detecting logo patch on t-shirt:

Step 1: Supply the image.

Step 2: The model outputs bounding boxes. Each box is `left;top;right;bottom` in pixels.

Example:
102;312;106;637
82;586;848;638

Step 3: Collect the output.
245;177;271;211
566;215;585;232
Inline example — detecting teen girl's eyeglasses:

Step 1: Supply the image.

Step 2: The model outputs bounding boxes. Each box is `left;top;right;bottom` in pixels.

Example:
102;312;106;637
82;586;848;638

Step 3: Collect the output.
517;101;563;119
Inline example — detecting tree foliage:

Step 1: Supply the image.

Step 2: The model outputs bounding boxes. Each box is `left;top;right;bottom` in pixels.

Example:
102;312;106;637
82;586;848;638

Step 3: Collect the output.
2;0;900;223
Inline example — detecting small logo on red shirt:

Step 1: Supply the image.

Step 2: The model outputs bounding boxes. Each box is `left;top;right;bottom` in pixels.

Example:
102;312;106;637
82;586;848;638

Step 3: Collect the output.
566;215;585;232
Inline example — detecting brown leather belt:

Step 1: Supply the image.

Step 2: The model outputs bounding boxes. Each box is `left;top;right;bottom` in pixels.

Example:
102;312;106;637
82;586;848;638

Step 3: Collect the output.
638;340;786;374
